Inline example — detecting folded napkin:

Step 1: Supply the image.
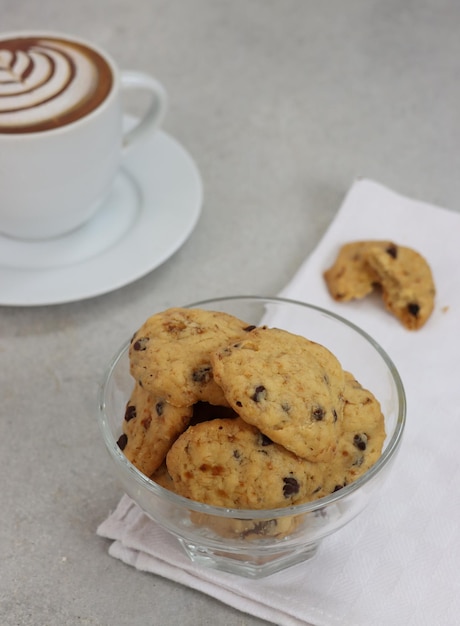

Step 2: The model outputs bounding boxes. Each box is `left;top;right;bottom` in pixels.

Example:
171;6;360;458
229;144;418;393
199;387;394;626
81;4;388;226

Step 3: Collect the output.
97;179;460;626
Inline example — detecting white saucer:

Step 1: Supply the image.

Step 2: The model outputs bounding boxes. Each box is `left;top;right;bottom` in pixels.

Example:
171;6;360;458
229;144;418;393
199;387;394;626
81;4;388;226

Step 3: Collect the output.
0;119;203;306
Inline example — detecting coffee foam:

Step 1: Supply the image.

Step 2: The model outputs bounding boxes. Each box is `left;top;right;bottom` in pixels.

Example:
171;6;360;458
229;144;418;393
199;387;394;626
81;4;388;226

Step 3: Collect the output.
0;36;113;133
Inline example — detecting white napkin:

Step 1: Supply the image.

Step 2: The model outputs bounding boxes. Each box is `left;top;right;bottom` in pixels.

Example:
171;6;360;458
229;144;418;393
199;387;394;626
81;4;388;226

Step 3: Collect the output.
97;179;460;626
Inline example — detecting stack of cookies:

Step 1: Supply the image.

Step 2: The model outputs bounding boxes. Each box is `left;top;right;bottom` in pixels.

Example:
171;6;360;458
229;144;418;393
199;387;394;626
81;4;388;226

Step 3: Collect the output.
117;307;386;512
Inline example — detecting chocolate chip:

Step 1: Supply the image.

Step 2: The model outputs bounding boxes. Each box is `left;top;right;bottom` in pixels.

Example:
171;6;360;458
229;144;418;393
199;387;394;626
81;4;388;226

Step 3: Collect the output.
117;434;128;450
233;449;241;459
241;519;277;537
132;337;148;351
311;406;325;421
386;244;398;259
252;385;267;402
124;405;136;421
332;484;344;492
259;433;273;446
332;409;338;422
283;476;300;497
156;401;164;416
353;433;368;451
192;366;212;383
281;402;291;413
236;400;243;407
243;325;256;332
408;302;420;317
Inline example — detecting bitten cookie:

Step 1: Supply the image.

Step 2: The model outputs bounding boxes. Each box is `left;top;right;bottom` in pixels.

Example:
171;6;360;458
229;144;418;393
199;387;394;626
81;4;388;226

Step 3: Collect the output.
166;417;324;509
365;243;435;330
323;240;392;301
117;383;192;477
211;326;345;462
324;240;435;329
129;307;254;407
321;371;386;493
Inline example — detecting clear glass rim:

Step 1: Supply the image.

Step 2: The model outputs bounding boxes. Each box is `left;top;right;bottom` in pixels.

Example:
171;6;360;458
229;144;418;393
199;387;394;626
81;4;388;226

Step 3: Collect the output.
98;295;407;520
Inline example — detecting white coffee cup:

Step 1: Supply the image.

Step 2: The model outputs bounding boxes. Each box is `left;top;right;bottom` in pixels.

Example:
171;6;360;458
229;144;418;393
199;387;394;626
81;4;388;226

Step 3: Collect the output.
0;31;167;240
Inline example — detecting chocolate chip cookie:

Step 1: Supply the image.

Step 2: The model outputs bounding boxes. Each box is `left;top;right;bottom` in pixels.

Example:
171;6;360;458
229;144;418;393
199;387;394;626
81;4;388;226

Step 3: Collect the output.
324;240;435;329
211;326;345;462
323;240;391;301
365;243;435;330
129;307;254;407
166;417;325;509
321;371;386;493
189;510;301;540
117;383;192;477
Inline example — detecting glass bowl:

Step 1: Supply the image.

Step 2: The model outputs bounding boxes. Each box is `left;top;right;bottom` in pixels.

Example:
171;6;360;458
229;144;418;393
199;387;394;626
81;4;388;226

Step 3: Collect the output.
98;296;406;578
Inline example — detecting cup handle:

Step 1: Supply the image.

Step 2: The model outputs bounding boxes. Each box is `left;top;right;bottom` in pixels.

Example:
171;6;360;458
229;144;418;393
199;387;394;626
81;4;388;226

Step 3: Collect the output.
119;70;168;149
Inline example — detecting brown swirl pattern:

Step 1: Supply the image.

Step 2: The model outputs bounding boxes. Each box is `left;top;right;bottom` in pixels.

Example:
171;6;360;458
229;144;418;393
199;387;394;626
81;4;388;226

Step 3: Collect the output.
0;36;113;133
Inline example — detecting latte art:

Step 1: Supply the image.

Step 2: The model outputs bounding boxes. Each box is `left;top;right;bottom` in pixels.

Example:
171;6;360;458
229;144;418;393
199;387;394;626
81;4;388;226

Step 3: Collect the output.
0;36;113;133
